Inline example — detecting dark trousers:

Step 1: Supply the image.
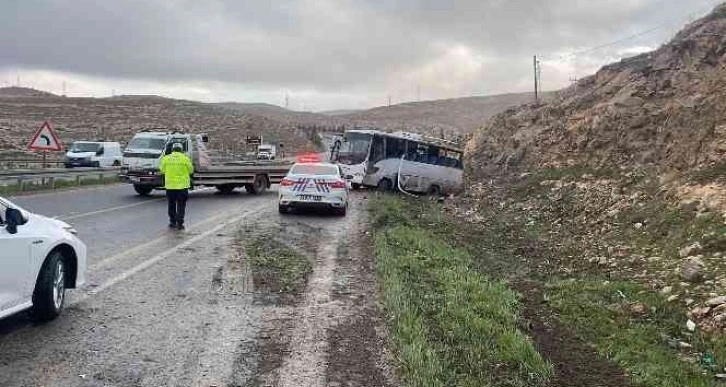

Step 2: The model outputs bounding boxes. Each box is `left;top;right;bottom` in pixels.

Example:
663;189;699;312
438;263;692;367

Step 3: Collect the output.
166;189;188;225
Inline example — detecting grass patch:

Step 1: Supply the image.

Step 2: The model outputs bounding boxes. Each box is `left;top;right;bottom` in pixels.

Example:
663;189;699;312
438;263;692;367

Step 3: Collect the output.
686;163;726;184
244;234;312;294
371;195;552;387
546;279;726;387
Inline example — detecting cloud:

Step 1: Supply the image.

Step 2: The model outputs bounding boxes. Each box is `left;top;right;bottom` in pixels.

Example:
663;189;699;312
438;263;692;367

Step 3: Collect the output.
0;0;723;110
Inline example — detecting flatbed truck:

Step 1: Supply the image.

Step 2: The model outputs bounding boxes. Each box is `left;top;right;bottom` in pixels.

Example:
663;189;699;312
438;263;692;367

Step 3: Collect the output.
119;131;292;196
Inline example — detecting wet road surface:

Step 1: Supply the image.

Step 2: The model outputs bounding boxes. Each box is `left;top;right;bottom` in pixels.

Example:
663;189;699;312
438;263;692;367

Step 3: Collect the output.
0;184;373;386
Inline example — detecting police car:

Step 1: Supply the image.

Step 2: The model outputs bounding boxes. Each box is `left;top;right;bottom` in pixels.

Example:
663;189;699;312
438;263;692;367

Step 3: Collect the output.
278;157;349;216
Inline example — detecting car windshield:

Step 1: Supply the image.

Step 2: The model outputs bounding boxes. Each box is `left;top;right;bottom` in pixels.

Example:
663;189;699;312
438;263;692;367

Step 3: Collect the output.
336;133;371;165
126;137;167;152
69;142;100;153
290;164;339;176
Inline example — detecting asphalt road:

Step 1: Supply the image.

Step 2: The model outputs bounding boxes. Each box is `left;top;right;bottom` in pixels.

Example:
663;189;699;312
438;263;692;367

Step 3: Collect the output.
0;184;283;386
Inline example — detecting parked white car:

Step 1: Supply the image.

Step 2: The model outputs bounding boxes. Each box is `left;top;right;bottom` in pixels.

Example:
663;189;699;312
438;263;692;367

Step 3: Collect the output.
65;141;123;168
278;161;349;216
0;197;87;321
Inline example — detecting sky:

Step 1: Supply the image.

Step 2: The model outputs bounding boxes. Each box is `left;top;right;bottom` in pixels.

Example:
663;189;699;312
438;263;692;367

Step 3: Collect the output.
0;0;723;111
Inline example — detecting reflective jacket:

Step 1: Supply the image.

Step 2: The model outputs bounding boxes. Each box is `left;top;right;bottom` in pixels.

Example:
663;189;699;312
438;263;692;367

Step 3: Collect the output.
160;151;194;190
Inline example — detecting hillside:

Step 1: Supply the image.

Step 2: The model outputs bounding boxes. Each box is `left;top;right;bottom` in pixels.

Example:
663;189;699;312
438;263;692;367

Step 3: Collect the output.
0;90;321;157
0;86;58;98
468;4;726;175
461;3;726;342
341;92;540;139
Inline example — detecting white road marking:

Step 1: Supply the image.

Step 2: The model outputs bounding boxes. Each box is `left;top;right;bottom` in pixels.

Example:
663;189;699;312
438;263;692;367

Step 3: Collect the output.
88;208;232;270
58;198;164;220
73;202;272;304
57;187;216;220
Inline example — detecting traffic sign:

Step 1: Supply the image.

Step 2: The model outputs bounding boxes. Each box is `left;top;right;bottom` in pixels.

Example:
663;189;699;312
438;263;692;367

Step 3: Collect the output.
28;121;63;151
246;135;262;145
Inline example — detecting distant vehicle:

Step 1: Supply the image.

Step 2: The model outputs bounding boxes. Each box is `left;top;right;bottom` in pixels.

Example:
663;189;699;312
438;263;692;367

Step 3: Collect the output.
257;144;277;160
120;131;292;196
278;158;349;216
64;141;123;168
0;197;87;321
331;129;464;195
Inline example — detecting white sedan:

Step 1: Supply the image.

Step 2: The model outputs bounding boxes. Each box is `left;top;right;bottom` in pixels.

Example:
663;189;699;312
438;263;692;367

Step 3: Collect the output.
0;197;87;321
278;162;349;216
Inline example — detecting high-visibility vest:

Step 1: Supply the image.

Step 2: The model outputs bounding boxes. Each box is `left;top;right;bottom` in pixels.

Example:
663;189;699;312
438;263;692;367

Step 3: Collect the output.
160;152;194;190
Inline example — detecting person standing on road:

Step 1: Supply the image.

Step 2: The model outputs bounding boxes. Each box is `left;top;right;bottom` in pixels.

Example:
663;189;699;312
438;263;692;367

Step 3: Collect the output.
160;142;194;230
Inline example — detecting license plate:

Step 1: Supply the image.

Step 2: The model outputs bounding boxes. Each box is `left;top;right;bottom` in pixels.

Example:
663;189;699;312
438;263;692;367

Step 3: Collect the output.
297;195;322;202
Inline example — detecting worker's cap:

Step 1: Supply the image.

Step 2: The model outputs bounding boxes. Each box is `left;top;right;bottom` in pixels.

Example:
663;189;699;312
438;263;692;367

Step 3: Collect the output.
172;142;184;151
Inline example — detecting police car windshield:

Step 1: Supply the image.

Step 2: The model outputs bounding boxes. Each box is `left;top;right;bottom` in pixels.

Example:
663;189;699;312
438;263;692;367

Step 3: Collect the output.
291;165;338;176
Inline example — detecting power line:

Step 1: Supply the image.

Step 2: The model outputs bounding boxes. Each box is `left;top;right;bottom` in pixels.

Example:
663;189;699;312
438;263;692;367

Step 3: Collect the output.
545;0;722;61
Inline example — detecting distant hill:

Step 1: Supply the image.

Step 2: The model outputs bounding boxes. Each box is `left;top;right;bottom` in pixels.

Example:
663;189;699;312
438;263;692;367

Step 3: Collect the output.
216;102;347;128
0;93;323;157
338;93;544;139
0;87;58;98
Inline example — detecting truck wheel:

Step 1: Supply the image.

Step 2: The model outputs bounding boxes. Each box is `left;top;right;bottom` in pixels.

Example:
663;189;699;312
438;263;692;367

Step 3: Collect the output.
32;251;67;322
216;185;235;194
134;185;153;196
249;175;267;195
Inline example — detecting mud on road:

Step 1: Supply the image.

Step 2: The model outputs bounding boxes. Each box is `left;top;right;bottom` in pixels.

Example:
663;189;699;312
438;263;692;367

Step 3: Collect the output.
243;192;397;387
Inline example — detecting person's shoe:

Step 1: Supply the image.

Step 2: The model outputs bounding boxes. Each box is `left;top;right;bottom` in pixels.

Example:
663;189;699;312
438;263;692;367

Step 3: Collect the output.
168;223;176;228
177;224;185;230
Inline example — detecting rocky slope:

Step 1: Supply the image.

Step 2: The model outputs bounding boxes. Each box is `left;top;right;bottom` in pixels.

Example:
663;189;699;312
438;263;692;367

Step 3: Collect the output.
468;4;726;175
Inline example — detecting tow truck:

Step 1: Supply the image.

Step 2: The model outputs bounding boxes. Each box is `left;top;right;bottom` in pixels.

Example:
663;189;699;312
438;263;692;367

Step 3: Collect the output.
120;131;292;196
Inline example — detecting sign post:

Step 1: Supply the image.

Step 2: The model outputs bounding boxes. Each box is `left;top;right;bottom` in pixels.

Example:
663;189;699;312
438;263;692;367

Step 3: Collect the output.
28;121;63;168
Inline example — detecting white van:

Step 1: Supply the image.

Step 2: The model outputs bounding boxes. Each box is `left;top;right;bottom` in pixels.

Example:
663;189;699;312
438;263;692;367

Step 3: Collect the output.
64;141;123;168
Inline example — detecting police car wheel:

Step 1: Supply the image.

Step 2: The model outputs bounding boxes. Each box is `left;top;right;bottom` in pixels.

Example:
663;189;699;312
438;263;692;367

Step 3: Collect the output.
278;204;289;214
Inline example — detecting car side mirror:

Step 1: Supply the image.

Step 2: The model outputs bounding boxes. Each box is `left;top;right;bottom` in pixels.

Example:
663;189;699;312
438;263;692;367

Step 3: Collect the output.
5;208;25;235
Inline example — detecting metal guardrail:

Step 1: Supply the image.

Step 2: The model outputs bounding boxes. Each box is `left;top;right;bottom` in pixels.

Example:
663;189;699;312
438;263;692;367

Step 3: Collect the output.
0;168;121;192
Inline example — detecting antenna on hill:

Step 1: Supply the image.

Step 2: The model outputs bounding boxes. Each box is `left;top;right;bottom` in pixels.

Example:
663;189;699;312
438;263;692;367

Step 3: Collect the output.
285;92;289;109
16;75;20;87
533;55;542;104
62;81;67;97
388;95;391;107
417;84;421;102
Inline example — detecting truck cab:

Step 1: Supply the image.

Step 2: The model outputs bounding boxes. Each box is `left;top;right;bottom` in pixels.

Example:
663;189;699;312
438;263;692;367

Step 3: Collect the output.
257;144;277;160
120;132;197;195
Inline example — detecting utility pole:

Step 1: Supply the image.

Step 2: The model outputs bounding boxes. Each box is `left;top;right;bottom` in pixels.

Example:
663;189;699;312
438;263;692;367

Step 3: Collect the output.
533;55;542;104
284;92;289;109
388;95;391;107
62;81;67;97
417;84;421;102
534;55;539;104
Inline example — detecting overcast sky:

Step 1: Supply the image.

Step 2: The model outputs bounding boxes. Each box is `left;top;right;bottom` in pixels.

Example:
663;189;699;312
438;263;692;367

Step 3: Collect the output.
0;0;723;111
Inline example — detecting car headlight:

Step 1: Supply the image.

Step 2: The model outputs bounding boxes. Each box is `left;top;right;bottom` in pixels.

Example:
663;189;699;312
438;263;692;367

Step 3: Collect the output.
63;226;78;235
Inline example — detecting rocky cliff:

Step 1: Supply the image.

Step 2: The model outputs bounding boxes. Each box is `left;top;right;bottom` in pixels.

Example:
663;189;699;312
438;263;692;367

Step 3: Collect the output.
468;4;726;176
